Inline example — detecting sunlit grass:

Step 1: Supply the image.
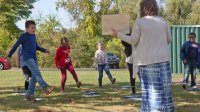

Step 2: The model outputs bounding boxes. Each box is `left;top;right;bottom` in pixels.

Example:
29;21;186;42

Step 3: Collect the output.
0;69;200;112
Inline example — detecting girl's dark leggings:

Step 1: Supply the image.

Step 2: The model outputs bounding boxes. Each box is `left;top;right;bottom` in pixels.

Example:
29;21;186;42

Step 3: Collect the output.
127;63;136;94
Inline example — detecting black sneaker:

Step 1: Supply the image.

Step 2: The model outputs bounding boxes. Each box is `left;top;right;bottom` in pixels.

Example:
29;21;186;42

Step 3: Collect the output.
182;84;186;89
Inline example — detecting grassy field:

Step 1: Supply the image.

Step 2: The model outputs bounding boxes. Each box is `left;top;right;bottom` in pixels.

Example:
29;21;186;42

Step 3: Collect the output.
0;69;200;112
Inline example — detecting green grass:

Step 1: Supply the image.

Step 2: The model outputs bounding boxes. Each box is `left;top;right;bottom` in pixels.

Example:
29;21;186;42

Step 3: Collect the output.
0;69;200;112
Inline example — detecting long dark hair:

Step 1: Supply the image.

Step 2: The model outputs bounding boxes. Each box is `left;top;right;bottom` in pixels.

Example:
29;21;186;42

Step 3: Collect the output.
140;0;159;17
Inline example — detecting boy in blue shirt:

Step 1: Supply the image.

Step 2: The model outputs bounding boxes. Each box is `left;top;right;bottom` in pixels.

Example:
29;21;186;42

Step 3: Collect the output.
180;32;199;89
7;20;55;103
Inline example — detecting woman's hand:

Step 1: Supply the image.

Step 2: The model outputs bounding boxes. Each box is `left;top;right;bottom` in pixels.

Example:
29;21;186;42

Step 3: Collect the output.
111;28;118;37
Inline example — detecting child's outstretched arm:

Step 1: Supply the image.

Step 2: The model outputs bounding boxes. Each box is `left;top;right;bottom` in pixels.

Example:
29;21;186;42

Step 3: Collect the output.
36;42;49;53
7;35;24;60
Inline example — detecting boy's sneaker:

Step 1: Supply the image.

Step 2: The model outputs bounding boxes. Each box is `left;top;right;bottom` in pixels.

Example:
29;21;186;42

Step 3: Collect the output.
192;85;197;89
111;78;116;84
45;86;55;95
26;95;36;103
77;81;82;88
182;84;186;89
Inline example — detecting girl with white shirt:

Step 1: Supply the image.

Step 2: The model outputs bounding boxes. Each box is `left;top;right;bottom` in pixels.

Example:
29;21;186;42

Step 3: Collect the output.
111;0;174;111
95;42;116;88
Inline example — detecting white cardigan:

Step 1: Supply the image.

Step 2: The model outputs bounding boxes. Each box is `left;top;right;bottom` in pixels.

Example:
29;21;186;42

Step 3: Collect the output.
118;16;172;67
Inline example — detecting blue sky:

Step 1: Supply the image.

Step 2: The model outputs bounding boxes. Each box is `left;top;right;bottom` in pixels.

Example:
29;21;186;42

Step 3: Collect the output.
16;0;165;30
16;0;73;30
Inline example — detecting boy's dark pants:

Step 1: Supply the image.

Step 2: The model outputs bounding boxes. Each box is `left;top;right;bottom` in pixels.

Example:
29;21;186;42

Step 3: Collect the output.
127;63;136;94
183;64;196;87
22;66;32;90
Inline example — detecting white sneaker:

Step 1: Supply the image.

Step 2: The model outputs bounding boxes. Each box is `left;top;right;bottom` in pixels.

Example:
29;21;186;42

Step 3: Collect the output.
192;85;197;89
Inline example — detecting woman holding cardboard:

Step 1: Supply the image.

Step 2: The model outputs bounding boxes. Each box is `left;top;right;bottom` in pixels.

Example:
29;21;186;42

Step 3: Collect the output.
111;0;175;111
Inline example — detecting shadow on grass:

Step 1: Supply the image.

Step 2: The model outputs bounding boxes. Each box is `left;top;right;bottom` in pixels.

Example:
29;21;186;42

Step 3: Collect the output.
172;84;200;112
176;104;200;112
1;80;200;112
0;82;141;111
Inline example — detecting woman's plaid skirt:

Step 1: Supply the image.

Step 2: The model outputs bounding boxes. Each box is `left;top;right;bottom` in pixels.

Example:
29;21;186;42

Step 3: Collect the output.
139;62;175;112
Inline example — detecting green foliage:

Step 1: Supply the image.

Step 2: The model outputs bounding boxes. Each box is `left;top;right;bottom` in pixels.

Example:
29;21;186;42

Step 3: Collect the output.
55;0;141;68
2;0;200;68
34;15;67;67
117;0;140;24
0;0;36;55
0;0;36;21
186;0;200;24
164;0;200;25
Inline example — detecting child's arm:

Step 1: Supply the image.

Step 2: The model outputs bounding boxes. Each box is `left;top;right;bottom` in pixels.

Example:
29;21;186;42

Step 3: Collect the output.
94;51;98;64
54;48;61;69
7;35;24;59
180;43;186;63
66;47;71;63
36;42;48;53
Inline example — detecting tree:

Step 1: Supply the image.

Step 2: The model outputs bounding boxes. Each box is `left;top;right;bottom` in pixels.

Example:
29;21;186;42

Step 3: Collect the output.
163;0;200;25
56;0;141;68
0;0;37;55
33;15;65;67
117;0;140;24
186;0;200;24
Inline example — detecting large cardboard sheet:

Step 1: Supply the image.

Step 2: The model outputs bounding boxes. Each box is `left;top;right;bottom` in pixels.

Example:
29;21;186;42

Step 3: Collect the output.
101;14;130;35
